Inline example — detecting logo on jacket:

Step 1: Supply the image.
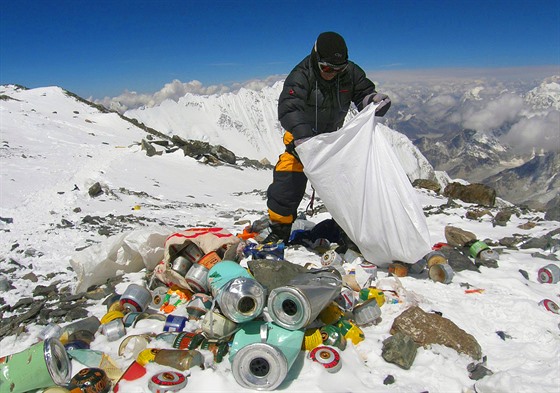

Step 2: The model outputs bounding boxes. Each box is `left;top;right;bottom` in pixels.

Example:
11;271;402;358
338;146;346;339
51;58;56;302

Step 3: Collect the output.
289;88;295;95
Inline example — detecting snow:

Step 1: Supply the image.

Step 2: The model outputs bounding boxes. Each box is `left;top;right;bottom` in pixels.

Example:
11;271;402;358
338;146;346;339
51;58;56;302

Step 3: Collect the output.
1;85;560;393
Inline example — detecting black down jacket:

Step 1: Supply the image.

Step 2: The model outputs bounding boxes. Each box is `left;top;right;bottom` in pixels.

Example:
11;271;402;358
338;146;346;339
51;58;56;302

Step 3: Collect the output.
278;47;376;140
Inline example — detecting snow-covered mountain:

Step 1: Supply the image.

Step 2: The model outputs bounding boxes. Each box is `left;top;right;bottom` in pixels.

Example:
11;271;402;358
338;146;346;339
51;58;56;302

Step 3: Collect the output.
123;84;440;184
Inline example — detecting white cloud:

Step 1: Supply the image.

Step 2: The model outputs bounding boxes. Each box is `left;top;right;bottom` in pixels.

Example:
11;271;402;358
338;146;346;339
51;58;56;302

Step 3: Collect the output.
462;94;524;132
500;110;560;154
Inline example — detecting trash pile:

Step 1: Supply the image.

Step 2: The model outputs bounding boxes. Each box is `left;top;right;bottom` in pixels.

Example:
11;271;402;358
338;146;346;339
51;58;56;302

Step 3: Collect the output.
1;219;558;393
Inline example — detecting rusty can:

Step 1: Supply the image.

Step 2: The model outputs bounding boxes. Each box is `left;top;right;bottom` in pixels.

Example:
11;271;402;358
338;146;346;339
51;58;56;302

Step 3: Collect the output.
538;264;560;284
388;262;409;277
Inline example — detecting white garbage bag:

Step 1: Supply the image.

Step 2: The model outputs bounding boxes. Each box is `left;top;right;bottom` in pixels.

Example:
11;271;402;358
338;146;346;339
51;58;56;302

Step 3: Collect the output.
296;104;432;266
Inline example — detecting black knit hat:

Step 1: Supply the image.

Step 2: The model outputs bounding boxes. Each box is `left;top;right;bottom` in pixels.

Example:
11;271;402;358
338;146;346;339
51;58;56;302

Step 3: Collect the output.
314;32;348;65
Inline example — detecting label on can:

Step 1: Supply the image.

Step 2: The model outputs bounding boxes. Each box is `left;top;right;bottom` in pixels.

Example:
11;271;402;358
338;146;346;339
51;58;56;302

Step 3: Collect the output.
148;371;187;393
68;368;111;393
539;299;560;314
538;264;560;284
308;346;342;373
469;241;489;258
198;251;222;270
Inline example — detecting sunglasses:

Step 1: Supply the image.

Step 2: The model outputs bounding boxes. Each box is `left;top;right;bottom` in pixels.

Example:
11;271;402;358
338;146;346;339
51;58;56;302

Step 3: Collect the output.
318;60;348;74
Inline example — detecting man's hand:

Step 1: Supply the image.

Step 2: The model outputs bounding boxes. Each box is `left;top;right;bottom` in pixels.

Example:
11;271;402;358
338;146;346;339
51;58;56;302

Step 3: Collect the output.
363;92;391;117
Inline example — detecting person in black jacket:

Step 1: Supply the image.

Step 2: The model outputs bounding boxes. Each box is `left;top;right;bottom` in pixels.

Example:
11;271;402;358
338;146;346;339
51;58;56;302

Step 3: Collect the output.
263;31;391;244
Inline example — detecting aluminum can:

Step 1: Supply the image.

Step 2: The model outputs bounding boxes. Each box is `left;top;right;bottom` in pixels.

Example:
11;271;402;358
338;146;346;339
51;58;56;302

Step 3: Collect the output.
208;260;265;323
101;318;126;342
352;298;382;326
170;256;192;276
184;263;209;293
429;263;454;284
320;325;347;350
182;242;204;264
163;315;188;333
308;346;342;373
120;283;152;313
0;338;71;392
201;310;238;339
469;241;490;258
538;264;560;284
268;269;342;330
321;250;343;267
148;371;187;393
229;321;304;391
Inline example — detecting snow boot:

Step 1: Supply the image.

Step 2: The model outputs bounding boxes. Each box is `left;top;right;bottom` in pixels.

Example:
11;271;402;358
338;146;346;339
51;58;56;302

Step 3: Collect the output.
262;223;292;244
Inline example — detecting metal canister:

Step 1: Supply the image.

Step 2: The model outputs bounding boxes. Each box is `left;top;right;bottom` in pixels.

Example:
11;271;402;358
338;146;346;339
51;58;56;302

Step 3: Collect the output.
358;287;385;307
388;262;409;277
321;250;343;267
101;318;126;342
197;251;222;270
208;260;266;323
149;286;170;311
163;315;188;333
268;269;342;330
229;321;304;391
184;263;209;293
429;263;455;284
120;283;152;313
38;323;62;341
539;299;559;314
320;325;347;351
122;312;142;328
153;349;204;371
538;264;560;284
201;310;238;339
182;242;204;264
173;332;205;350
68;368;111;393
352;298;382;326
185;293;213;319
199;339;229;363
469;241;490;258
308;346;342;373
170;256;192;276
0;338;72;392
148;371;187;393
424;251;448;268
336;318;365;345
318;302;344;325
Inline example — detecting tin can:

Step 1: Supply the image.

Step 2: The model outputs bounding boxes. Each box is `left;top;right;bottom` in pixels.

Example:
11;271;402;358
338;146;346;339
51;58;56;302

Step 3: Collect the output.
201;310;238;339
539;299;559;314
0;338;71;392
429;263;454;284
182;242;204;264
120;284;152;313
268;270;342;330
122;312;142;328
185;293;213;319
208;260;266;323
308;346;342;373
163;315;188;333
173;332;205;350
119;334;152;359
388;262;409;277
153;349;204;371
101;318;126;342
38;323;62;341
358;287;385;307
352;298;382;326
469;241;490;258
336;319;365;345
478;248;499;261
424;251;448;268
302;328;323;351
197;251;222;270
318;302;344;325
333;286;356;311
321;250;343;267
538;264;560;284
68;330;96;345
150;286;170;311
68;367;111;393
184;263;209;293
229;321;304;391
148;371;187;393
170;256;192;276
60;316;101;344
199;339;230;363
320;325;347;351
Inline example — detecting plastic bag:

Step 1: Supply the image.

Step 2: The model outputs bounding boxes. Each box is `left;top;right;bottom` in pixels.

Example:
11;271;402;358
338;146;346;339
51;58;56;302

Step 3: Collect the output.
296;104;432;266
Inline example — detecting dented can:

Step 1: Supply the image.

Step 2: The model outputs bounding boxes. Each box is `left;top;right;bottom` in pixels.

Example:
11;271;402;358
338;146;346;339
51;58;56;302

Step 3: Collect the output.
352;298;382;326
101;318;126;342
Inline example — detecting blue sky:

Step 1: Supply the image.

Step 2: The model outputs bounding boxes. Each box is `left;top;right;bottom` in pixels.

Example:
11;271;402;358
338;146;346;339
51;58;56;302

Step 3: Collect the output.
1;0;559;99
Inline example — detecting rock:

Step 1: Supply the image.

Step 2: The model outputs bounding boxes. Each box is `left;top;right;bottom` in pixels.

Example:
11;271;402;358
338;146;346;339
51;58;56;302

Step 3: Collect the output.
544;194;560;222
383;375;395;385
444;226;477;247
493;209;512;226
88;182;103;197
22;272;39;282
466;209;492;220
498;236;523;248
443;182;496;207
390;306;482;360
381;332;418;370
247;259;310;292
33;284;58;297
211;145;236;165
520;235;560;251
413;179;441;193
65;307;90;321
438;246;479;272
141;139;161;157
